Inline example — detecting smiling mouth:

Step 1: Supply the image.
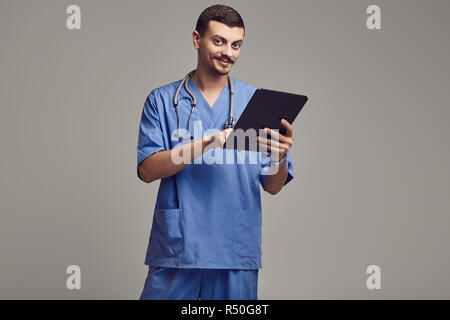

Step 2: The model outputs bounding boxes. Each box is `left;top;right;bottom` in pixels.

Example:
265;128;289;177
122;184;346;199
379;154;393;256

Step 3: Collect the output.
218;59;231;66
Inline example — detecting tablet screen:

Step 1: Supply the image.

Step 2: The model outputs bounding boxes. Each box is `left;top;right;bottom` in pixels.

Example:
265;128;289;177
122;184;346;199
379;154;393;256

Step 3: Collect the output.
224;88;308;151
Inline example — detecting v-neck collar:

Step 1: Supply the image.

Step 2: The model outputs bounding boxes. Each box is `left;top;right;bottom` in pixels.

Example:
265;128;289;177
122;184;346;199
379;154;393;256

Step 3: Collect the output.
188;77;229;110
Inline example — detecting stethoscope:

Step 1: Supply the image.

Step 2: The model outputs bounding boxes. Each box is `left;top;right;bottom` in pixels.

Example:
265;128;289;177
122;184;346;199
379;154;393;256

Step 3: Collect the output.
173;69;235;141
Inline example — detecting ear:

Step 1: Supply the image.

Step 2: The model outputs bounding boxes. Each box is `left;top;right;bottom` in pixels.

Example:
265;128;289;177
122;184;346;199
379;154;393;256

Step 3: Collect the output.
192;30;200;49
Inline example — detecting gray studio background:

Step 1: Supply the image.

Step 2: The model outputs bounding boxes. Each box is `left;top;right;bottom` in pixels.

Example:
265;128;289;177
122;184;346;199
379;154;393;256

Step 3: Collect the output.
1;0;449;299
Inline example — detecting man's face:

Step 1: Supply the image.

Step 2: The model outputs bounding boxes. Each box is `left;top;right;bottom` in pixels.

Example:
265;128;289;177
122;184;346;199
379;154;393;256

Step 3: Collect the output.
193;20;244;76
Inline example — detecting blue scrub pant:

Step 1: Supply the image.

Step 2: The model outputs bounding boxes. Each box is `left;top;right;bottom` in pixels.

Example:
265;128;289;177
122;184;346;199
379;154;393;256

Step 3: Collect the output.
139;267;259;300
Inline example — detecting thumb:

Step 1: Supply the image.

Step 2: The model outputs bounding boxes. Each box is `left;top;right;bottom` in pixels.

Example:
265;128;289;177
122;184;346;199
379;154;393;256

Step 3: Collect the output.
225;128;233;137
203;135;214;143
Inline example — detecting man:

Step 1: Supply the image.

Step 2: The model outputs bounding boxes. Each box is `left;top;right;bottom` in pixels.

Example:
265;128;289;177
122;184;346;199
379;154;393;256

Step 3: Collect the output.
137;4;295;300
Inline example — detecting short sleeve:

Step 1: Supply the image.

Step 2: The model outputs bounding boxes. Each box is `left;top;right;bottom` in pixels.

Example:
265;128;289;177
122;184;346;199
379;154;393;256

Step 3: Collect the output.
137;89;166;181
259;149;294;189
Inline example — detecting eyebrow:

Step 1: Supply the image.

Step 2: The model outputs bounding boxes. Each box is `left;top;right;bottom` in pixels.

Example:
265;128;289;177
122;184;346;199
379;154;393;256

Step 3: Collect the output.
210;35;244;43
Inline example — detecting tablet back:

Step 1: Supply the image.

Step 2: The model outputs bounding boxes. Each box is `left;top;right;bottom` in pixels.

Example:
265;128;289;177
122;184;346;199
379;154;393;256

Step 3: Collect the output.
224;88;308;151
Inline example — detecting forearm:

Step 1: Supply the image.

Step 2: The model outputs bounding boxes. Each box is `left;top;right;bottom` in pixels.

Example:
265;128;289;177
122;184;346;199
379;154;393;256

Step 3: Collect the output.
139;137;211;183
263;161;288;195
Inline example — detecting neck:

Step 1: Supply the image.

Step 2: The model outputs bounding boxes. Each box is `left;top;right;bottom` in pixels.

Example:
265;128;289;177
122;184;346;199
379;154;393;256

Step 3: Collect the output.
190;64;229;93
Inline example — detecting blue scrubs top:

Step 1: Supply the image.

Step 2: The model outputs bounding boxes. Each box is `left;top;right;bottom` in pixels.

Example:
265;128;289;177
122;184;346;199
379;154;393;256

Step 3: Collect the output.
137;76;294;269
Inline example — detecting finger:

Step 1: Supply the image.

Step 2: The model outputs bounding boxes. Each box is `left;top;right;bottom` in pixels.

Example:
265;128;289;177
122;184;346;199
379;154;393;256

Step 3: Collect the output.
263;127;290;143
257;142;287;161
257;141;271;153
223;128;233;140
258;135;284;149
204;135;214;143
281;118;294;137
257;140;282;154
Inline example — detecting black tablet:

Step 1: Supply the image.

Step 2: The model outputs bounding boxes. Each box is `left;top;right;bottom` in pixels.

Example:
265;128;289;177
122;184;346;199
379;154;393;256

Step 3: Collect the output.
224;88;308;151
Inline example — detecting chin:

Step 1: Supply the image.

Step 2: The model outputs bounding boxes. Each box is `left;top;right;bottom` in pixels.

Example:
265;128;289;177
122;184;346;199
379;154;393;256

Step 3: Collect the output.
216;69;230;76
210;65;230;76
215;64;232;75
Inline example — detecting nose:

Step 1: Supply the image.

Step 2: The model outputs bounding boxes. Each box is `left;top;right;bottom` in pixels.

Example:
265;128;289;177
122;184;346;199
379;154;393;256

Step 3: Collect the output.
222;45;233;61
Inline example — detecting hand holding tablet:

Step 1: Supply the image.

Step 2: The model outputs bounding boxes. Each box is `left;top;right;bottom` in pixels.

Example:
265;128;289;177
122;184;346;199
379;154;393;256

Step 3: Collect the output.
224;88;308;152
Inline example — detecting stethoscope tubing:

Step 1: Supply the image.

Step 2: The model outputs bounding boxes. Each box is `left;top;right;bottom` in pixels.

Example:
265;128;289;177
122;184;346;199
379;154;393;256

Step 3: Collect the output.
173;69;234;141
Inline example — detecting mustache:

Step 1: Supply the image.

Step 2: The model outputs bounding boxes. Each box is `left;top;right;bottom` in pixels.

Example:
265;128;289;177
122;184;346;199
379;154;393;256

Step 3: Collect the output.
216;56;233;63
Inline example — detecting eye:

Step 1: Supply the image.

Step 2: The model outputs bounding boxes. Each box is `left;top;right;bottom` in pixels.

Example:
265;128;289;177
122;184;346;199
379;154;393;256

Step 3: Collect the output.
233;43;241;49
214;39;222;45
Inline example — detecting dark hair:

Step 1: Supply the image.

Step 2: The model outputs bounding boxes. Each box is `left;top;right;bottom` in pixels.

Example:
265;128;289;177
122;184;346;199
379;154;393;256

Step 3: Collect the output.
195;4;245;37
